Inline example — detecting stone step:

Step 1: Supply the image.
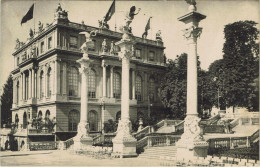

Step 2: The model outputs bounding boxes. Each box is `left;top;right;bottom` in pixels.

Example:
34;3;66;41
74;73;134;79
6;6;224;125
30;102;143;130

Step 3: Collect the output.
138;146;178;160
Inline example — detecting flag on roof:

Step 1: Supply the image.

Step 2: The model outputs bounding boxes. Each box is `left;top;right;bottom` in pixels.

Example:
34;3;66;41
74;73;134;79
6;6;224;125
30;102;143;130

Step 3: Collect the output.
21;4;34;25
104;0;115;22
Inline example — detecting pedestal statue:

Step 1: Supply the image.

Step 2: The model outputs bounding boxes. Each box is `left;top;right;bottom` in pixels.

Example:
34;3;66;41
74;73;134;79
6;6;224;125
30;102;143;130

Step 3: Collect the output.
73;30;97;151
176;0;208;160
112;6;140;157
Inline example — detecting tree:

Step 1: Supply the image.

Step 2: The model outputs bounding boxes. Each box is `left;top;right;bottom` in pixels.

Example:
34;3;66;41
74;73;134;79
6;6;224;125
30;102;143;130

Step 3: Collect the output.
1;75;13;127
158;53;209;119
222;20;259;110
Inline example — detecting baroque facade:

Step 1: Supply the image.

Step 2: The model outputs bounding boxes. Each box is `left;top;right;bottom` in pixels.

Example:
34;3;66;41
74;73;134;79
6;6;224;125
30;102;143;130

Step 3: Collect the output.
10;5;165;147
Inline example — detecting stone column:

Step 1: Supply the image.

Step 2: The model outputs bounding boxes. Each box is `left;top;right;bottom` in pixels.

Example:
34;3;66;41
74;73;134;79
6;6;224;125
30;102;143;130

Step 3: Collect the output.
132;69;136;100
32;68;35;98
22;72;25;100
112;36;137;157
55;60;61;95
28;69;32;99
19;75;22;103
13;79;16;104
110;66;114;98
176;3;208;160
73;32;96;151
102;61;107;98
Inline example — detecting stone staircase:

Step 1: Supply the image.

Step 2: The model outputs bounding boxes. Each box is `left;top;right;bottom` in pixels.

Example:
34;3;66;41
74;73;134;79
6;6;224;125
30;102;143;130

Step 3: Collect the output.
138;145;177;160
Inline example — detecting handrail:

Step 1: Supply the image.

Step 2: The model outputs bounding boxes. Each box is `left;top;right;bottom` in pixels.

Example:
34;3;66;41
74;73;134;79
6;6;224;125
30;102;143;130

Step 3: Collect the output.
133;126;151;139
249;130;259;143
230;118;239;129
175;120;185;132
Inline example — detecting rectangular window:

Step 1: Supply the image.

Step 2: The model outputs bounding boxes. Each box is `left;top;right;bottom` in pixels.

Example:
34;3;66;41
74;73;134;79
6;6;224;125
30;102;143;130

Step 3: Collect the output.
149;51;155;61
88;40;96;51
48;37;52;49
40;42;44;53
69;36;78;49
135;49;141;59
17;57;20;66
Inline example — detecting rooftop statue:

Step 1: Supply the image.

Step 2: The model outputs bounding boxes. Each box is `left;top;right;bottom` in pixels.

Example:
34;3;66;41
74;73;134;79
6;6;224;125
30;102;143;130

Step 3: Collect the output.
29;28;34;38
101;39;108;53
15;38;21;50
38;21;43;32
98;17;110;29
120;6;141;38
54;3;69;20
156;30;162;41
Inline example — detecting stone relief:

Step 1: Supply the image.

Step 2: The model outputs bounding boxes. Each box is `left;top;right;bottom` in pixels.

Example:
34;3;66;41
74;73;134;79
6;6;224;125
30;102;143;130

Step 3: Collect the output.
183;26;202;40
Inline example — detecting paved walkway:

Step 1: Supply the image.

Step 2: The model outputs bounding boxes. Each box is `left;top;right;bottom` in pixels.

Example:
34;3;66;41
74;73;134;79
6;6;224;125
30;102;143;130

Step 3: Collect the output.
1;150;162;166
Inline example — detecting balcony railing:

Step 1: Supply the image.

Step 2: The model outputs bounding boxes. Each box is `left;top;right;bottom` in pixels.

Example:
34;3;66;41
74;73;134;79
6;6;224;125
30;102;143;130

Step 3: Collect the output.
28;141;57;151
28;128;54;135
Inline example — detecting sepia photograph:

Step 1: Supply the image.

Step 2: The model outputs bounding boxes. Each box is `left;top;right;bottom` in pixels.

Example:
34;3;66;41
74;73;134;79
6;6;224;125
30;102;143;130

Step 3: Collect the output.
0;0;259;166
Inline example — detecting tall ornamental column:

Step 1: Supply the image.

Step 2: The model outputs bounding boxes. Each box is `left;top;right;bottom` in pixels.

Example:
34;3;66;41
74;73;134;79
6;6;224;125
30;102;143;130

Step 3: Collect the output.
32;68;35;98
112;30;137;158
73;30;97;151
176;1;208;160
28;69;32;99
22;72;25;100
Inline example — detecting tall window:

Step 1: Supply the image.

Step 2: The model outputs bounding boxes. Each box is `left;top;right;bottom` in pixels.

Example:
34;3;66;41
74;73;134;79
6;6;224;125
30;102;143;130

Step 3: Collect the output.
23;112;27;129
88;40;96;51
25;73;29;100
149;51;155;61
40;71;44;98
16;81;19;103
38;111;43;119
45;110;50;119
17;57;20;66
68;67;79;97
68;110;80;131
48;37;52;49
47;68;52;97
88;110;98;132
113;72;121;99
135;75;142;102
135;49;141;59
149;78;155;102
88;69;96;98
40;42;44;53
69;36;78;49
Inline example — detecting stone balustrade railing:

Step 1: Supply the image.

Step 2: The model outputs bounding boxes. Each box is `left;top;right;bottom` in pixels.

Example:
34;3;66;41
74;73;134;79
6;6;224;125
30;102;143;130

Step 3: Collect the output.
28;141;57;151
174;120;185;132
136;135;181;151
133;126;152;140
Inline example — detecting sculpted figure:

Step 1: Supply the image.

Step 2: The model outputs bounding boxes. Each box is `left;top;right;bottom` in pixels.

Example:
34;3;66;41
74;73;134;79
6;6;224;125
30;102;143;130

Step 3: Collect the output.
79;30;98;53
38;21;43;32
29;28;34;38
120;6;141;34
98;17;110;29
156;30;162;41
101;39;108;52
110;41;115;55
15;38;20;50
185;0;196;5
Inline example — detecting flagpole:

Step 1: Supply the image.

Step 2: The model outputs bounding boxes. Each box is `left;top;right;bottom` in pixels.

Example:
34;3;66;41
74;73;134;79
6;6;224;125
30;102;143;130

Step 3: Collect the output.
114;1;117;32
33;1;36;34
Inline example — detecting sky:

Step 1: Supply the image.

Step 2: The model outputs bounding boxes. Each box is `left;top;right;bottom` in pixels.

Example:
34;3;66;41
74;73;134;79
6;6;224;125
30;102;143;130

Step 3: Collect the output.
0;0;259;90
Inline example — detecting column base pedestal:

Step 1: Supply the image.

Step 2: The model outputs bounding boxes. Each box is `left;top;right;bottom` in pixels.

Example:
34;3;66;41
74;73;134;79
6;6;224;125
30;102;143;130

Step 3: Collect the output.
73;122;93;151
176;140;208;161
112;119;137;158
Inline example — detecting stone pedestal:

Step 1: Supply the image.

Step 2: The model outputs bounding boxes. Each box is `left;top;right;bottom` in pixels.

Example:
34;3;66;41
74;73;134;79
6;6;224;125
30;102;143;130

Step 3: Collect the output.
176;4;208;160
112;34;137;157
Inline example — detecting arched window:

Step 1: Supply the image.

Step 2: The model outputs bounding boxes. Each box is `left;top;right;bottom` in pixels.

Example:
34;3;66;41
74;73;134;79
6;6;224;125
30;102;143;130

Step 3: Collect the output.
135;75;142;102
40;71;44;98
116;111;121;122
149;78;155;102
47;68;52;97
16;81;19;104
88;110;98;132
45;110;50;119
113;72;121;99
88;69;96;98
68;110;80;131
15;114;19;128
68;67;79;97
23;112;27;129
38;111;42;119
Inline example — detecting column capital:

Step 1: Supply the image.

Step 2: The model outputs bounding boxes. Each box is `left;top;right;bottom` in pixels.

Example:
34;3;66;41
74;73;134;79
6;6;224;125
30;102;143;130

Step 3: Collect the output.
183;26;202;41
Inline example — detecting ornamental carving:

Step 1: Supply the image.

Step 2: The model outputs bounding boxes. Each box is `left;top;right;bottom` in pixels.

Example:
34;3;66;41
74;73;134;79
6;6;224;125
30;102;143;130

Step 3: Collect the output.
181;115;203;142
76;122;90;138
79;66;90;74
183;26;202;40
113;119;136;142
118;47;134;60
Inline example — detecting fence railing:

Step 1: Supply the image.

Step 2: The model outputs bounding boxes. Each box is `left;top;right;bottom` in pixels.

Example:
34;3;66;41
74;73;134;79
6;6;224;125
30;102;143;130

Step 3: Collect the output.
28;128;54;135
136;135;181;150
93;133;115;146
28;141;57;151
204;125;226;133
